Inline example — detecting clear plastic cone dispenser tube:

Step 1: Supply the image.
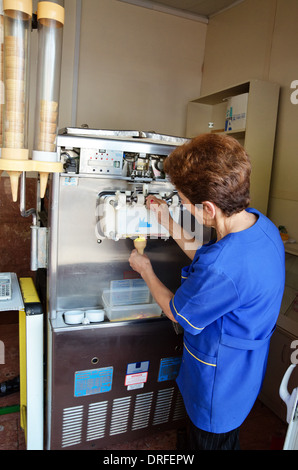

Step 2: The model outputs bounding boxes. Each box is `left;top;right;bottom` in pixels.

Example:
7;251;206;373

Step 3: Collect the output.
0;0;32;202
0;0;64;202
33;0;64;198
0;0;4;154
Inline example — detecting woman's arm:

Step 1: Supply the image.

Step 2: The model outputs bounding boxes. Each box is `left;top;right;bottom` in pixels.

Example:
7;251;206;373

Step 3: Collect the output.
128;250;177;323
146;196;199;260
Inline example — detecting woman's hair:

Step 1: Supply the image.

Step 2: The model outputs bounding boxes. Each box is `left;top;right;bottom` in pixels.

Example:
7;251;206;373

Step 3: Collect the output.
164;133;251;217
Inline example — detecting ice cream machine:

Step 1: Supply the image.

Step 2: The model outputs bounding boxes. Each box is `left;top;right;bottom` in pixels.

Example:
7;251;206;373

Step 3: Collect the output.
45;128;193;450
0;0;196;451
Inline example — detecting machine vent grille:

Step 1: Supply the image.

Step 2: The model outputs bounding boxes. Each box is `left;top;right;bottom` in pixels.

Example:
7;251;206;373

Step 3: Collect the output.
109;396;131;436
61;405;84;448
86;401;108;441
153;387;174;425
173;391;186;421
132;392;154;431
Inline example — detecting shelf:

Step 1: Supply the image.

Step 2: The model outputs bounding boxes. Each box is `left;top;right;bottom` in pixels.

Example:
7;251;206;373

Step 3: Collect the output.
211;128;246;138
191;81;250;105
225;128;246;135
186;79;280;215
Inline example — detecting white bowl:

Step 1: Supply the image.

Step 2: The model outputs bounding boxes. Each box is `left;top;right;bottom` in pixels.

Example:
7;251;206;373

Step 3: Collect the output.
85;309;105;323
64;310;84;325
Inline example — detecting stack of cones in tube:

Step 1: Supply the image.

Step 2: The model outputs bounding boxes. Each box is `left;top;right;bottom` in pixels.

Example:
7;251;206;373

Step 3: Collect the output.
0;33;28;201
37;99;59;198
0;37;63;201
38;100;58;153
4;35;26;150
0;0;64;202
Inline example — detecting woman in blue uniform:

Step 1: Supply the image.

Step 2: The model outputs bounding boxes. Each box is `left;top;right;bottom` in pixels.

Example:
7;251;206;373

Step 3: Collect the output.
129;133;285;450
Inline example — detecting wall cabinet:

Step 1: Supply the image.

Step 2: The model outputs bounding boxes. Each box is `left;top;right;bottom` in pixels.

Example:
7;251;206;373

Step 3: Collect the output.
186;80;280;215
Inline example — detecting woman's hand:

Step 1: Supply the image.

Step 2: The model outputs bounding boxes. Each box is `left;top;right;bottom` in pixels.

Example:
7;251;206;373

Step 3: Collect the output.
129;249;153;277
146;196;171;230
128;248;177;323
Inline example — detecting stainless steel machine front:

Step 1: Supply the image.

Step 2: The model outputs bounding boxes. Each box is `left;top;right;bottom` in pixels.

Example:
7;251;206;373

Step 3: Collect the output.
46;129;194;450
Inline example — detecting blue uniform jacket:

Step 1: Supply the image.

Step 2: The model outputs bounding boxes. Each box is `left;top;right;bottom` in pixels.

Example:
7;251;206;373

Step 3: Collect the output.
170;209;285;433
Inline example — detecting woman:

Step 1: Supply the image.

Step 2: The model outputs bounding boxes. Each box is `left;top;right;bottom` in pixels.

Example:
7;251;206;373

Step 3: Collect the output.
129;133;285;450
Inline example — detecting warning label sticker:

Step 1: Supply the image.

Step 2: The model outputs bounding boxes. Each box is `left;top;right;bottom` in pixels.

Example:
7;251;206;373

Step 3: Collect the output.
125;372;148;387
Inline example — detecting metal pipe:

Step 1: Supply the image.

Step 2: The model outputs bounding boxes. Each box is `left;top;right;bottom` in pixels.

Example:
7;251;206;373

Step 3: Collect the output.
20;172;37;224
19;172;39;271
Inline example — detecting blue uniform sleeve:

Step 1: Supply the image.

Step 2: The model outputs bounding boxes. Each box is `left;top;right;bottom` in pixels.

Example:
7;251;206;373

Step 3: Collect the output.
170;265;240;335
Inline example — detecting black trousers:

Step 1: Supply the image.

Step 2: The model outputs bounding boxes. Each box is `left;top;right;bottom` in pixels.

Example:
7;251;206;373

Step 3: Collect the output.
187;419;241;450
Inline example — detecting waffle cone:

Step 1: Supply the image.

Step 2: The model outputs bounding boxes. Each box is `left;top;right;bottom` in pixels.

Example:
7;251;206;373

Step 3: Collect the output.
9;171;21;202
39;172;49;199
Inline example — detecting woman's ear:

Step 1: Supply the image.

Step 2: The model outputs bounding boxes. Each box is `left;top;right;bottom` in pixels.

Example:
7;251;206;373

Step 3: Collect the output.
202;201;216;219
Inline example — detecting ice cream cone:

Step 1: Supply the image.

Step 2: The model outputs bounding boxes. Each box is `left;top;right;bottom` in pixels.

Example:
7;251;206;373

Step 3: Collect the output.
134;237;147;255
39;172;49;198
9;170;21;202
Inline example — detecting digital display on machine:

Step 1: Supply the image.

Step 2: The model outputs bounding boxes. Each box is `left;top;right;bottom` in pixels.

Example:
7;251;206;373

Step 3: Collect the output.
79;148;124;175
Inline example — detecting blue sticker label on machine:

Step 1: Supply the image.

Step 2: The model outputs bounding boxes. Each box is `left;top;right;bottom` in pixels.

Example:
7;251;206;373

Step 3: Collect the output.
74;367;113;397
63;177;78;186
126;361;149;375
158;357;182;382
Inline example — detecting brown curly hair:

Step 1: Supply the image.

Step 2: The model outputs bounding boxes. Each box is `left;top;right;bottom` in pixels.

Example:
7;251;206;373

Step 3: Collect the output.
164;133;251;217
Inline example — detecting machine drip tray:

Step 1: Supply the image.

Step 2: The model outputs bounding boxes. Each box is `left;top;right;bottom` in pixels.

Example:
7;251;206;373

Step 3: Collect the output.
51;309;166;330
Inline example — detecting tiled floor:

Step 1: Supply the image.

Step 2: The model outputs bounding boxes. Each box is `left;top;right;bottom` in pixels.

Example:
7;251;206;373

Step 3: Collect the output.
0;322;288;451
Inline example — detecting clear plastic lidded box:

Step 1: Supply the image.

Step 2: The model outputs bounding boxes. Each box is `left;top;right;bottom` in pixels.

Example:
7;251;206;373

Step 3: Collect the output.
103;279;150;306
102;301;162;322
102;279;162;321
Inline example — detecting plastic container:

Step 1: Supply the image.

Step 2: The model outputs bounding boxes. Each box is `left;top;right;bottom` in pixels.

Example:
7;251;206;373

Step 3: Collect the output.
85;309;105;323
102;297;162;322
64;310;84;325
104;279;150;306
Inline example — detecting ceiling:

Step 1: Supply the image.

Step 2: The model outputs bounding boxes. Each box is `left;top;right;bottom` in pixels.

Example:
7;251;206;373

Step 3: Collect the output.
118;0;244;21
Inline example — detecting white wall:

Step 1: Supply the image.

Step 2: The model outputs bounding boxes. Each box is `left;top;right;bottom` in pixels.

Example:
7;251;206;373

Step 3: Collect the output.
58;0;77;129
75;0;207;137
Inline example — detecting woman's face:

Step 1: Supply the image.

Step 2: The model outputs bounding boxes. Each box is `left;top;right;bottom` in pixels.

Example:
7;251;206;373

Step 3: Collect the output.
178;191;205;226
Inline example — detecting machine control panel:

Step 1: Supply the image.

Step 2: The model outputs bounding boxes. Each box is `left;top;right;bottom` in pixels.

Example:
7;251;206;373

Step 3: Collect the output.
79;148;124;176
77;146;167;180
